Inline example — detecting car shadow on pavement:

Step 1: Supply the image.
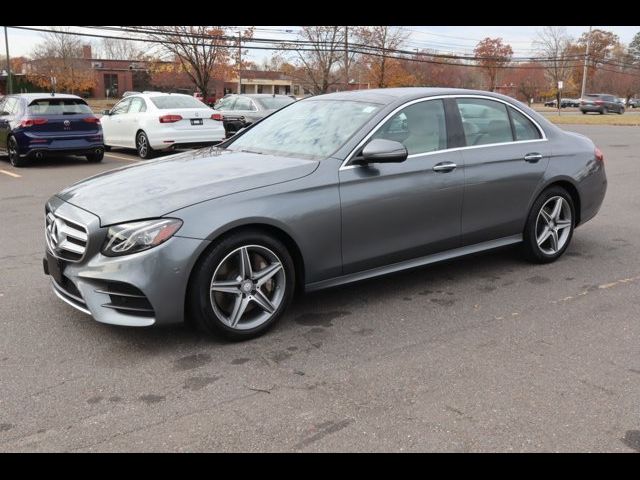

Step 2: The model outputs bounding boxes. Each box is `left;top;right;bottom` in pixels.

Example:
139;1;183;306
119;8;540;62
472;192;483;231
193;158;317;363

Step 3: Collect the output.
11;156;90;169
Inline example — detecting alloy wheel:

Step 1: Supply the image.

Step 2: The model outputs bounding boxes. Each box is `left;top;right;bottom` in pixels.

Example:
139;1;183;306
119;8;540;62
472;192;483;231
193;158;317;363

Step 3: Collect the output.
535;196;572;255
137;133;149;158
8;137;20;166
209;245;286;330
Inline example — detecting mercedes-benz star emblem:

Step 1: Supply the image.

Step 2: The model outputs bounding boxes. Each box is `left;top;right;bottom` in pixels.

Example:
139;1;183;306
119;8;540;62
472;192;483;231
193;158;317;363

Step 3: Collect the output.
49;218;65;249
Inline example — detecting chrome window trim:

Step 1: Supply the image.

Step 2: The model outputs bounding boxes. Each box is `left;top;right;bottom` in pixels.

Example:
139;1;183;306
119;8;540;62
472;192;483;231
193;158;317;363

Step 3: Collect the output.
339;94;547;171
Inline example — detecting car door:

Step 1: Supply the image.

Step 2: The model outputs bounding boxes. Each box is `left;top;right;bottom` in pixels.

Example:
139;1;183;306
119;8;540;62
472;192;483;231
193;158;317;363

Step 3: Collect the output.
101;97;131;146
339;98;465;274
455;97;551;246
118;96;147;147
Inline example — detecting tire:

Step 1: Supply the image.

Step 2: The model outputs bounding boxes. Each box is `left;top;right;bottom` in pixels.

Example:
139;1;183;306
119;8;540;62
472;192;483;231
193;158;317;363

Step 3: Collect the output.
104;145;111;152
136;131;154;159
522;186;575;264
187;230;295;340
7;136;27;167
601;107;608;115
618;108;624;115
581;110;587;114
86;150;104;163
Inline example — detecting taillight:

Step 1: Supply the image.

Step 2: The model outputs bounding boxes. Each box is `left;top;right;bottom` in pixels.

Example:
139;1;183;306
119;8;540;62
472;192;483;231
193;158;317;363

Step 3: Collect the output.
159;114;183;123
211;113;223;121
83;116;101;124
595;100;604;105
595;147;604;162
20;118;48;128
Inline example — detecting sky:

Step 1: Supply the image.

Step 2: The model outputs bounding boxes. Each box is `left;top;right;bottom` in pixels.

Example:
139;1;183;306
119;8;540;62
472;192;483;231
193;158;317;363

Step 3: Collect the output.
2;26;639;61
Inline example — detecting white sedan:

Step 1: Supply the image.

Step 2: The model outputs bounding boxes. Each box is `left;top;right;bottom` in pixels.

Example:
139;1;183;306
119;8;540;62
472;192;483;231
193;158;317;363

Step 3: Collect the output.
100;92;225;159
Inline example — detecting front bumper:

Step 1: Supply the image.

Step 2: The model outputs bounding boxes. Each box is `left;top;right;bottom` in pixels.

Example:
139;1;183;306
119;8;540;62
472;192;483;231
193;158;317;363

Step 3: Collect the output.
44;196;209;327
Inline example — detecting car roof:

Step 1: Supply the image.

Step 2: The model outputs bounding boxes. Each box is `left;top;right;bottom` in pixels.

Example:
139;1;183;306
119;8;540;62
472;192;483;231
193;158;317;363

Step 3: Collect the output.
305;87;526;106
9;93;84;100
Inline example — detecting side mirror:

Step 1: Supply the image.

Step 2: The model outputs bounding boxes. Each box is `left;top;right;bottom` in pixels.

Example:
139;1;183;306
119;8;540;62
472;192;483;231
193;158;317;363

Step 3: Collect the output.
102;109;111;115
356;139;408;164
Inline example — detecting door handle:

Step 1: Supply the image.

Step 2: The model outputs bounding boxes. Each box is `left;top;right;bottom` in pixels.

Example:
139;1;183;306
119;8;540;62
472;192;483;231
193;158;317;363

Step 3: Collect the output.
524;153;543;163
433;161;457;173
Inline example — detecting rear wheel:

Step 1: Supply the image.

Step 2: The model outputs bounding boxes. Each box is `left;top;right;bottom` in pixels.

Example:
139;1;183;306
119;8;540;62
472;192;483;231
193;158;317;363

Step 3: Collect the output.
136;131;154;159
522;187;575;264
7;137;27;167
86;150;104;163
601;107;608;115
187;230;295;340
619;107;625;115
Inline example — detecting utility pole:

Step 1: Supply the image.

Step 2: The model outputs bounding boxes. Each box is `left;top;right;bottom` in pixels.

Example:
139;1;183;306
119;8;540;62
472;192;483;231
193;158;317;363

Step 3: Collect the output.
580;25;592;100
344;26;349;90
4;26;12;94
237;30;242;95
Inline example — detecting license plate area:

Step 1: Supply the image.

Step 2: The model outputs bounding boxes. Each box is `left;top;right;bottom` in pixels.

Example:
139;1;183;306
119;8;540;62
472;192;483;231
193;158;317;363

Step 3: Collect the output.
46;251;64;284
191;118;203;126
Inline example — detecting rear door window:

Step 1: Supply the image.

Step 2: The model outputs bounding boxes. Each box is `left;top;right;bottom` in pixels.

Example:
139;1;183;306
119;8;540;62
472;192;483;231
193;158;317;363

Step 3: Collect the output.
28;98;92;115
456;98;514;146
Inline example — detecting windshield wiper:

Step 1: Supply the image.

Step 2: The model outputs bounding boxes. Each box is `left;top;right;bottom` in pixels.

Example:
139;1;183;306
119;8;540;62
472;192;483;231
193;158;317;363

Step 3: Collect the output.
239;149;263;155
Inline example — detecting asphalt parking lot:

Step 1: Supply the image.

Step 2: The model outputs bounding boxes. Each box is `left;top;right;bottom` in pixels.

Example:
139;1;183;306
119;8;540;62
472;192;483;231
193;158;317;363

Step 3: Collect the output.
1;128;639;452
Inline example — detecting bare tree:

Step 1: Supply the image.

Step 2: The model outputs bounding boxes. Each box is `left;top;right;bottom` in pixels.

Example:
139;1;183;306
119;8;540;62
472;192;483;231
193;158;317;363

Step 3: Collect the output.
29;27;94;94
534;26;574;103
283;26;346;94
99;38;142;60
355;26;409;88
134;26;251;97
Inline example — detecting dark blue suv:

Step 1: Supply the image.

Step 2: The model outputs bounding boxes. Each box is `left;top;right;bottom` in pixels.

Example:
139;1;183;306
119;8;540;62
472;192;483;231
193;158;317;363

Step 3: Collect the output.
0;93;104;167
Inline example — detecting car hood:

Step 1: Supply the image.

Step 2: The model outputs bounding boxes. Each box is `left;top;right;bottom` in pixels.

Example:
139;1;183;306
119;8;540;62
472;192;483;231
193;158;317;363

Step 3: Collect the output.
57;148;319;225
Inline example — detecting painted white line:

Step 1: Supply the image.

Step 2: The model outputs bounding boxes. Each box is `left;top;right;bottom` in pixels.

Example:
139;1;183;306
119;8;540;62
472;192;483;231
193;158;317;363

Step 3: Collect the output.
105;153;140;162
0;169;21;178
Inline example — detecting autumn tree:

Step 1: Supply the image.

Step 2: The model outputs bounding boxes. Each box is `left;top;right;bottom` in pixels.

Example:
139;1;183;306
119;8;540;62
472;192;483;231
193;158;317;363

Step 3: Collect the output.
568;29;621;91
282;26;346;94
473;37;513;91
502;62;547;104
28;27;95;94
356;26;413;87
134;26;251;98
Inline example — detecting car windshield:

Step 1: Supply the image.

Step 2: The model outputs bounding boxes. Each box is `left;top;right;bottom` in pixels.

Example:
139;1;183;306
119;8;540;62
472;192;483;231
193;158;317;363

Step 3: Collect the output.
226;99;382;159
28;98;93;115
150;95;207;109
254;96;295;110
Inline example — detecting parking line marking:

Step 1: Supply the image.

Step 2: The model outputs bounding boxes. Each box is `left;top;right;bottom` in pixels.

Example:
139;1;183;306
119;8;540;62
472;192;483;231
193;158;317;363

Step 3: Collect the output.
105;153;139;162
0;169;21;178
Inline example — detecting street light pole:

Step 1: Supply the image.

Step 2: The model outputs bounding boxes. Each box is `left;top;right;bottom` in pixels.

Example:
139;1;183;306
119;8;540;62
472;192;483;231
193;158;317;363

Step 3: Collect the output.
580;25;592;100
4;26;12;94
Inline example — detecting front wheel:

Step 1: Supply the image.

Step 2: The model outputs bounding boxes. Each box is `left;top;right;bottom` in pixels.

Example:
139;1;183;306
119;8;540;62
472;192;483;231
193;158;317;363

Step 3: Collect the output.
601;107;608;115
187;230;295;340
136;131;155;159
618;108;625;115
522;187;575;264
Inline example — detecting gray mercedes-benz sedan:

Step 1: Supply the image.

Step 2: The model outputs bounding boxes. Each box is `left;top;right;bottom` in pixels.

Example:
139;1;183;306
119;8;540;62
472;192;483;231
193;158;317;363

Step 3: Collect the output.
43;88;607;339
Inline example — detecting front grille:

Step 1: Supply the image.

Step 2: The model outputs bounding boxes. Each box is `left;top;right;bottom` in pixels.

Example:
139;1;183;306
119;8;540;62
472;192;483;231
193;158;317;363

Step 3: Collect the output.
96;281;155;318
45;210;88;262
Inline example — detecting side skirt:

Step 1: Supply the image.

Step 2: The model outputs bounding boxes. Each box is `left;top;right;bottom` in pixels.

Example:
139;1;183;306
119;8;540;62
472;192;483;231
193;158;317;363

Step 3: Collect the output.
305;234;523;292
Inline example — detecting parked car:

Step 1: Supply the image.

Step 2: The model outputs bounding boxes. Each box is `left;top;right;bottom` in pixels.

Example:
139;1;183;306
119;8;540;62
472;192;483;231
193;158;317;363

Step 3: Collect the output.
0;93;104;167
580;94;625;114
617;97;627;107
43;88;607;340
100;92;225;159
629;98;640;108
213;94;296;138
544;99;557;107
544;98;579;108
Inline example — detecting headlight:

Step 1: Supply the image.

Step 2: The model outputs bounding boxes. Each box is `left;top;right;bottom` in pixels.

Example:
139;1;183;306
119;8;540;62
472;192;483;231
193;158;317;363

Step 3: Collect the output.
101;219;183;257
